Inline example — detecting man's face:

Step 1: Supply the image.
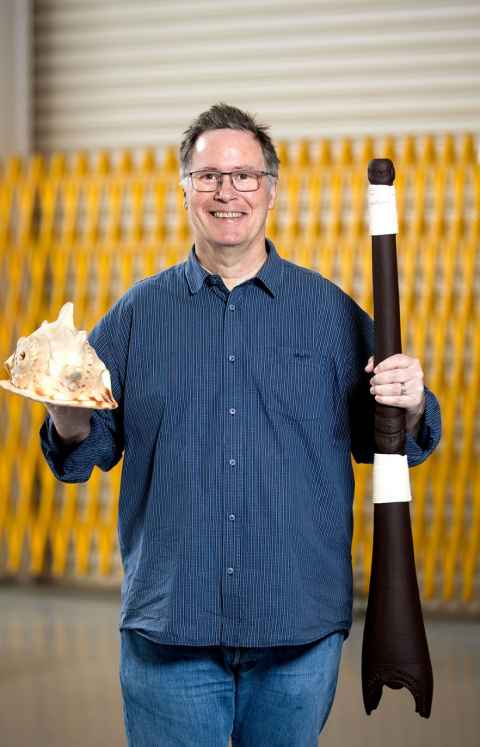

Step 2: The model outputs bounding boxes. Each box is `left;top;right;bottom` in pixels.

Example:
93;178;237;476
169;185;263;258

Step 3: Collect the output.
183;129;277;253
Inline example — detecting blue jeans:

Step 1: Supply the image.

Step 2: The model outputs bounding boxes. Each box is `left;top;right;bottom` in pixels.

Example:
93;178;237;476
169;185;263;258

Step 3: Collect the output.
119;629;344;746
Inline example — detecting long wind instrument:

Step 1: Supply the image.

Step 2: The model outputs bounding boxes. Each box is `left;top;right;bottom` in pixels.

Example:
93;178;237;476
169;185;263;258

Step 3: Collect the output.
361;158;433;718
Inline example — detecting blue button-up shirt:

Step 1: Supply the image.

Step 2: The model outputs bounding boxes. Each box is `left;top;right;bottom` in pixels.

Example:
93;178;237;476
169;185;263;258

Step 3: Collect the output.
40;240;441;647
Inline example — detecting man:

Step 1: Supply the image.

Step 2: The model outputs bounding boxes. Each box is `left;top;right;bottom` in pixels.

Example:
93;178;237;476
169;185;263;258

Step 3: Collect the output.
40;103;441;746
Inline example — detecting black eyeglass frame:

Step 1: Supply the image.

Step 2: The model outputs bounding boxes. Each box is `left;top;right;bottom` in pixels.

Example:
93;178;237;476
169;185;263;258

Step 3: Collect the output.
187;169;276;192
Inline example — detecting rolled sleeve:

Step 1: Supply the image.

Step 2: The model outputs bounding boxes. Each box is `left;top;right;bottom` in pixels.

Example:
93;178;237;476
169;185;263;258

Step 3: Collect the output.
405;385;442;467
39;410;123;483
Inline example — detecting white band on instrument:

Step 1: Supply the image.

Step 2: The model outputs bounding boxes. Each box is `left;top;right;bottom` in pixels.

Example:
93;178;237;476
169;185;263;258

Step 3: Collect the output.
367;184;398;236
372;453;412;503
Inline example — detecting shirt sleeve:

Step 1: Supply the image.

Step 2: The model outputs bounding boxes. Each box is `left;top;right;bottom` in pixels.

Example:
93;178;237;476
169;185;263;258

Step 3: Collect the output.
39;408;124;483
39;292;133;483
343;297;442;467
404;386;442;465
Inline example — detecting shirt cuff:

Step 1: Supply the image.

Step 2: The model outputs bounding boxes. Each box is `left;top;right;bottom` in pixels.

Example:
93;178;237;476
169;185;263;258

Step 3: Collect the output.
405;386;442;467
40;413;101;483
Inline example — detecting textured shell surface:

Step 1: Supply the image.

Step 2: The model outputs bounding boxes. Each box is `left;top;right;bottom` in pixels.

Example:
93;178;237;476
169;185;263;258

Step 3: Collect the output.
4;303;117;405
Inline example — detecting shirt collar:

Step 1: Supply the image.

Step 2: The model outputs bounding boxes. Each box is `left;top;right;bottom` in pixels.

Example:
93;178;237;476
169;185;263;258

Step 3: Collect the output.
184;239;284;297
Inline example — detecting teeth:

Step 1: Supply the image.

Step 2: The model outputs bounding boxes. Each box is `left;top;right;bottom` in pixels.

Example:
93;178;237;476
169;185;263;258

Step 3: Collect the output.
212;212;243;218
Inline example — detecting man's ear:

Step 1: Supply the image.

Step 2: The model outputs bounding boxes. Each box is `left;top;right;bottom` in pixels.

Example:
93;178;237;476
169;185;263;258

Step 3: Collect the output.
183;191;188;209
267;178;278;210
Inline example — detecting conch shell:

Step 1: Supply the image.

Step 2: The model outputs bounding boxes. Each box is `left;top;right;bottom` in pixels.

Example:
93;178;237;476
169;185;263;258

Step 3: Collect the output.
3;303;117;408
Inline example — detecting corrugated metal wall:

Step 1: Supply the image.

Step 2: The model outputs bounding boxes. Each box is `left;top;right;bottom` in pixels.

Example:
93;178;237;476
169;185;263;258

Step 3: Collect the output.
33;0;480;153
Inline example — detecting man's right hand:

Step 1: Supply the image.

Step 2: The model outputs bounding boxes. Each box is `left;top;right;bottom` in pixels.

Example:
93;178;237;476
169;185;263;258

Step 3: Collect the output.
45;403;93;445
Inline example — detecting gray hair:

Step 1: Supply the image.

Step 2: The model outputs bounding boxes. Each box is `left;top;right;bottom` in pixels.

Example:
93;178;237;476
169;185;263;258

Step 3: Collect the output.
179;103;280;180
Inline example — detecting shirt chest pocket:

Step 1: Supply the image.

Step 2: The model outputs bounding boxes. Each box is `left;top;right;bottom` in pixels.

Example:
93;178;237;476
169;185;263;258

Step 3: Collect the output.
260;345;336;421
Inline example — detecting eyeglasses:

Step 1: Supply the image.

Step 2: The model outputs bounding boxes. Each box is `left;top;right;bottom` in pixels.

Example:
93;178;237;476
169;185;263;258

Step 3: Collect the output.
188;169;275;192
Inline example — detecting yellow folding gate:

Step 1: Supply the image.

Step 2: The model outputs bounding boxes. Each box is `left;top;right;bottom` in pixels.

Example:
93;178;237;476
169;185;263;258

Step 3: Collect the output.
0;134;478;610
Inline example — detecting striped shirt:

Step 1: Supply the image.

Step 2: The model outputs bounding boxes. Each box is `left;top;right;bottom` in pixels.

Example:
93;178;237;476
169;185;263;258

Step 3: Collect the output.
40;240;441;647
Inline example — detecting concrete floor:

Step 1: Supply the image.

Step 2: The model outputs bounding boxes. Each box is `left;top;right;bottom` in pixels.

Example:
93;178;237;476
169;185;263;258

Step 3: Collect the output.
0;583;478;747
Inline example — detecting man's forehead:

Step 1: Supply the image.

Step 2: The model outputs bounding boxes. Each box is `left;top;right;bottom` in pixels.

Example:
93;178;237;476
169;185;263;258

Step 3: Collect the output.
192;129;264;163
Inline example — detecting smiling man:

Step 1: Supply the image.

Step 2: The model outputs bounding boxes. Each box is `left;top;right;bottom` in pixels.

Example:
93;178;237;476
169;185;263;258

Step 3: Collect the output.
181;124;277;290
40;103;441;746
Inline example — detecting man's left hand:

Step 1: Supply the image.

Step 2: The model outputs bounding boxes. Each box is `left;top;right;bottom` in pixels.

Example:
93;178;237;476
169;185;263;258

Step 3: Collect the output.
364;353;426;434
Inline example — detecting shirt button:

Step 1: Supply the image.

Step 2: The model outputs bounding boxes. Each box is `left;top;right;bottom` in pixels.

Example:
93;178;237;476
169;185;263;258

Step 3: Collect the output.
229;304;235;311
229;354;235;362
227;567;234;575
229;514;235;521
229;458;236;466
229;407;236;415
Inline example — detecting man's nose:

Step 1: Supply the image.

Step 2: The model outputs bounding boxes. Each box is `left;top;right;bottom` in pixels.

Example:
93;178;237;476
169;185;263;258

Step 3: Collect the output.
214;174;236;199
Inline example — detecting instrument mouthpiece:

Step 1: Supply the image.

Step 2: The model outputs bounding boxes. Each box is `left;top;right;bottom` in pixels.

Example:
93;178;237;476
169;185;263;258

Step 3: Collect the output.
368;159;395;186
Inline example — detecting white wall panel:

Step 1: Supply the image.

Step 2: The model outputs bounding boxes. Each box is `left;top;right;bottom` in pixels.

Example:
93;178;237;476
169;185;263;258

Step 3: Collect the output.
33;0;480;153
0;0;31;159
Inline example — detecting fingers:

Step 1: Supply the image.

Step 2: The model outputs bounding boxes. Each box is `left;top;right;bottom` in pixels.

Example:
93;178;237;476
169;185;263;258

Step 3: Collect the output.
370;380;424;402
45;403;73;416
364;353;417;373
373;396;415;407
371;364;419;385
366;354;425;410
373;353;421;373
364;356;374;372
370;380;409;397
44;402;92;419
